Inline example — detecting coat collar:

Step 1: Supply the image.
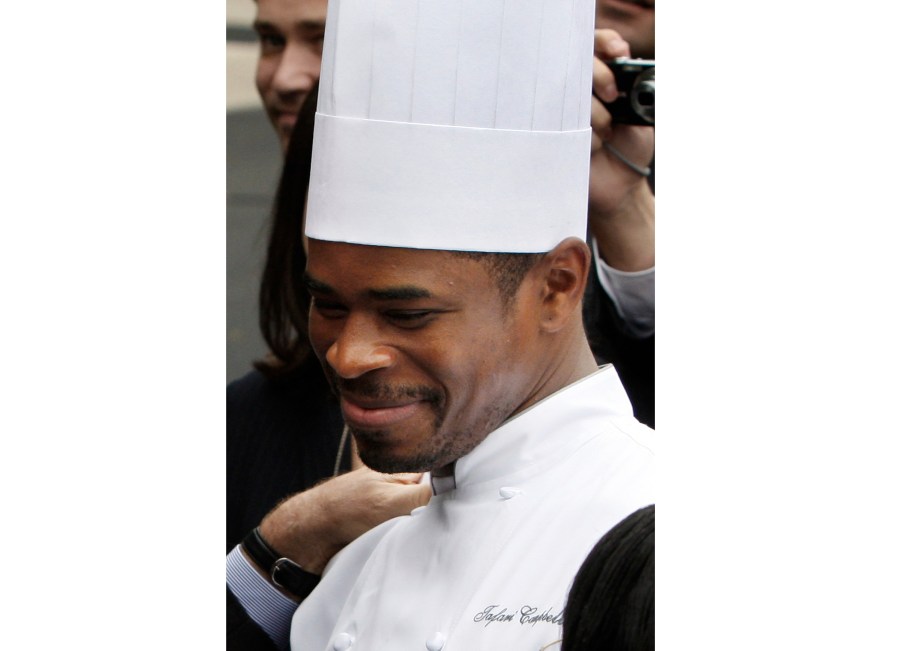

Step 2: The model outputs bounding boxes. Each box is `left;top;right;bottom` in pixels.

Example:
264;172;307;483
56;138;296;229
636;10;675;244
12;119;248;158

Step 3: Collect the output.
429;365;635;495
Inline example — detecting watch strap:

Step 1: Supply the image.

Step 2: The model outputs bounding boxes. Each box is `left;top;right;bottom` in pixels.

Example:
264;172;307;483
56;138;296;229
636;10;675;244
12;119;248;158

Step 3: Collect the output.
241;527;320;600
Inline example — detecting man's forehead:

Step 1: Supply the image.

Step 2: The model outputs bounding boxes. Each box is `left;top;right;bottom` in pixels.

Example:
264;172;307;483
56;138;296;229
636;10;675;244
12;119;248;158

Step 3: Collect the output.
306;240;489;290
255;0;327;25
308;240;451;270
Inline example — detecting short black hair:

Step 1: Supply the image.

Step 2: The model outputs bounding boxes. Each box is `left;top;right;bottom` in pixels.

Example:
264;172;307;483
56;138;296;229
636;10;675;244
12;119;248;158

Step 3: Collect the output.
452;252;544;308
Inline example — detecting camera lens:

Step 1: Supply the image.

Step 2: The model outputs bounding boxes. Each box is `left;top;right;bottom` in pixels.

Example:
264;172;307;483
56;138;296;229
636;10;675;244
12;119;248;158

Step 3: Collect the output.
630;70;655;125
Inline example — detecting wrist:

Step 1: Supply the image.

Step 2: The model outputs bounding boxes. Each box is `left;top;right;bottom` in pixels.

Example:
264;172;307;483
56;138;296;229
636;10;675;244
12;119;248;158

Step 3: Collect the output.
241;527;322;601
259;490;343;575
589;181;655;271
589;174;652;220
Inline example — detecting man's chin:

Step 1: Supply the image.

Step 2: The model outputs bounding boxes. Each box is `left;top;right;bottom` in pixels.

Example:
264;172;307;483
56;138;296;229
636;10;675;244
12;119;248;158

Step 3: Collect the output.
356;447;436;474
352;425;480;475
352;431;438;473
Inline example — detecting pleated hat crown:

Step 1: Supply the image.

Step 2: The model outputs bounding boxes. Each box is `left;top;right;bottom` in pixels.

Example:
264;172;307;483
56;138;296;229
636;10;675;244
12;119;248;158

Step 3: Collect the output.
305;0;596;253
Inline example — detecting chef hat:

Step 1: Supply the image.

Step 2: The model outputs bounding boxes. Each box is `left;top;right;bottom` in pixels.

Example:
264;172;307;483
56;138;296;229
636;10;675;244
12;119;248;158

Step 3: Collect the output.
305;0;595;253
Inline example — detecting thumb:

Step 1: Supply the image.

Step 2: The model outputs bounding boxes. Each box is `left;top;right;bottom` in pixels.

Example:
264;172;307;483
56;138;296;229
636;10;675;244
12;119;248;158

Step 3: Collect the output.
399;481;433;512
384;472;425;485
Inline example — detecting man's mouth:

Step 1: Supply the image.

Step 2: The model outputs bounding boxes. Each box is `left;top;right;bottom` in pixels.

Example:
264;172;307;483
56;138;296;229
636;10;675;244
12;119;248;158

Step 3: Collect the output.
340;395;427;429
330;375;442;429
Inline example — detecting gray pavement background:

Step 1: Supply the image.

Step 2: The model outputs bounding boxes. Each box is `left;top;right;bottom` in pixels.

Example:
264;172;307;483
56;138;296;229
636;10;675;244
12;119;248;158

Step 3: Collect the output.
226;109;280;383
227;0;282;383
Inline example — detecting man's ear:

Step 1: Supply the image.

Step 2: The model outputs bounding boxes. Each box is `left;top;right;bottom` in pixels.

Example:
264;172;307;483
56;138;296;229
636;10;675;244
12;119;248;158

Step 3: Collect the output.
535;237;591;333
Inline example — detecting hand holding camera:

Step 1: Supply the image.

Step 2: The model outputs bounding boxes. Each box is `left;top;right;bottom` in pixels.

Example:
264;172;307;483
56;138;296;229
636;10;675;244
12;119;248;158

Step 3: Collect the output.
590;30;654;184
587;30;655;273
602;57;654;126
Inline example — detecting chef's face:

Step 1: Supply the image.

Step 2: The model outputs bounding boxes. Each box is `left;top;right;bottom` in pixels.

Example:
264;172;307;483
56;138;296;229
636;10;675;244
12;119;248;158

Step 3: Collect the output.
305;239;542;473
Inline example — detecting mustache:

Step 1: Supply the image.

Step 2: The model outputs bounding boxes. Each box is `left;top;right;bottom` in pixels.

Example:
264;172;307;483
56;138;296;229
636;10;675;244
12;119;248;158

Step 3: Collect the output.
330;373;441;404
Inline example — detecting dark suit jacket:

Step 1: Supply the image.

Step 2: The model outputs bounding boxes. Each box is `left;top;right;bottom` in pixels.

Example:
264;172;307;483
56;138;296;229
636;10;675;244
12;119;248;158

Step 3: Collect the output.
227;359;348;552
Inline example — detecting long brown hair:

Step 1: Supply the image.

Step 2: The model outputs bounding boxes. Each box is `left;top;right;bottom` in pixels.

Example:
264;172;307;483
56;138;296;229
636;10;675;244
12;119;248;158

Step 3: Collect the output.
254;84;320;379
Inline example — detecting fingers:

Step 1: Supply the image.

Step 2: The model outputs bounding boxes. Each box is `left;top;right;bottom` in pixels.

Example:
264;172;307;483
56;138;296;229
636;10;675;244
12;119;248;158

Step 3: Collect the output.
404;482;433;511
385;472;431;513
592;27;630;104
591;89;613;144
592;29;628;142
383;472;425;485
374;477;432;519
590;130;603;155
591;56;613;145
594;28;630;61
592;55;617;104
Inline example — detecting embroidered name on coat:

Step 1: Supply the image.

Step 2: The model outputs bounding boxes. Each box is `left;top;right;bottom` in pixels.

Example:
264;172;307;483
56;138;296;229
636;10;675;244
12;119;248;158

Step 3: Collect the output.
472;605;564;628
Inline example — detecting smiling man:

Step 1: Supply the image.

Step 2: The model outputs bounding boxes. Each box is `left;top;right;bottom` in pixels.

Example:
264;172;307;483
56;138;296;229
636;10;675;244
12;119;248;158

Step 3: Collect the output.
227;0;656;647
295;233;653;648
281;0;655;648
304;245;577;476
297;236;651;649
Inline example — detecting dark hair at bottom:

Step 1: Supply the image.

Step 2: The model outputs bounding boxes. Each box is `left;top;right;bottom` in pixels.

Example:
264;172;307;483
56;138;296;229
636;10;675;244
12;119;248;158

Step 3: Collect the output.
562;504;655;651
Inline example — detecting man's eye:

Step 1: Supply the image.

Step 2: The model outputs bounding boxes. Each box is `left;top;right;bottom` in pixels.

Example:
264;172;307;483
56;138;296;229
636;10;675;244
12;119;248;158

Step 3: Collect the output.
303;30;326;45
257;33;285;52
311;299;346;318
386;311;434;327
313;33;326;50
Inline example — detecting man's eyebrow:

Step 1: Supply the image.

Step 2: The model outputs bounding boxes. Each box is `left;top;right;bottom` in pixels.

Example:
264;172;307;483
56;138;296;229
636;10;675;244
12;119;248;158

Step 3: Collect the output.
297;20;327;31
303;273;432;300
252;19;325;32
367;286;433;301
303;273;335;295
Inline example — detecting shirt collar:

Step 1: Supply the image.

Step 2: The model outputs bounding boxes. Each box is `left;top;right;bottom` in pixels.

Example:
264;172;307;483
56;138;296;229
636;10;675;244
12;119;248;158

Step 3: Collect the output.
429;365;633;495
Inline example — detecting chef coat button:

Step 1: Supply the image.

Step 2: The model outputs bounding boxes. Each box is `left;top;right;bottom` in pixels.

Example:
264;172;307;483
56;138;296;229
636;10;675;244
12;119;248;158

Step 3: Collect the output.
410;505;427;517
425;632;446;650
499;486;523;499
333;633;354;650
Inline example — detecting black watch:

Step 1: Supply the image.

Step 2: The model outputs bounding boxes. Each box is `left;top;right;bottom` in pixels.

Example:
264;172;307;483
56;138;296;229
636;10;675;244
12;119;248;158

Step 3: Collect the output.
241;527;321;600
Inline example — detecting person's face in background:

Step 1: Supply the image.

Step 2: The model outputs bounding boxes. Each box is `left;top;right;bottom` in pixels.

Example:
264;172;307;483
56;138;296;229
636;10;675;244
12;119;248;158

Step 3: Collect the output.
254;0;329;154
595;0;655;59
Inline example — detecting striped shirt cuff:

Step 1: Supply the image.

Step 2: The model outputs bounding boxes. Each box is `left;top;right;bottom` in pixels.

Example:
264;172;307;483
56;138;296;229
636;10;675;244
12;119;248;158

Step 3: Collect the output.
226;545;299;650
592;237;655;339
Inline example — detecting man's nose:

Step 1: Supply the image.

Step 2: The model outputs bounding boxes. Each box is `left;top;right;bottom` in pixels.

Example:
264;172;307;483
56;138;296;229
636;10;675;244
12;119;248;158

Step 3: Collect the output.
272;43;320;95
325;317;395;379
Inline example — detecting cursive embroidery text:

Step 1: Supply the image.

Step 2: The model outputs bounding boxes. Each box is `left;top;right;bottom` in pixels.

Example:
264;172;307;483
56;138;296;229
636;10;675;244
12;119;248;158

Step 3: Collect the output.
472;604;563;628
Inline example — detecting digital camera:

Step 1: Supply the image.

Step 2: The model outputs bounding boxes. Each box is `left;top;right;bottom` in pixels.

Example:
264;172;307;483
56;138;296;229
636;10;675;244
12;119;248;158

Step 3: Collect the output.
603;58;655;126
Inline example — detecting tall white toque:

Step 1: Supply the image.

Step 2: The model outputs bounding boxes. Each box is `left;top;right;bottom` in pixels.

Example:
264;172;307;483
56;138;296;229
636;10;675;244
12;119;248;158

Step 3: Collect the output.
305;0;595;253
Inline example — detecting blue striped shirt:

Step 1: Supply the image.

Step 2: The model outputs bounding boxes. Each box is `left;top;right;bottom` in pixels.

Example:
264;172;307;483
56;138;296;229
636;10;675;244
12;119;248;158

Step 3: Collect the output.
226;545;299;650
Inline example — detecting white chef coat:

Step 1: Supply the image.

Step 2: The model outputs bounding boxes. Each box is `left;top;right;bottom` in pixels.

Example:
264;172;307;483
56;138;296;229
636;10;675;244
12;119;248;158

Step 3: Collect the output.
290;366;655;651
